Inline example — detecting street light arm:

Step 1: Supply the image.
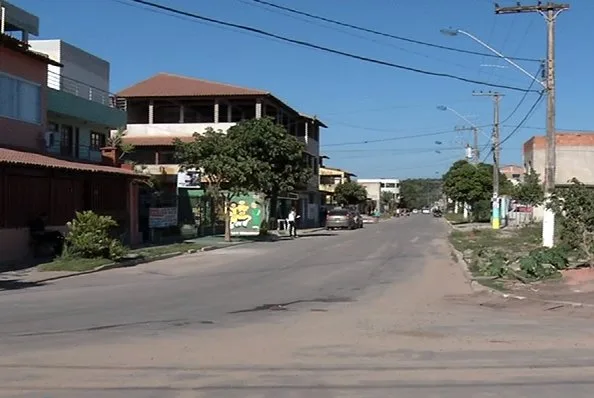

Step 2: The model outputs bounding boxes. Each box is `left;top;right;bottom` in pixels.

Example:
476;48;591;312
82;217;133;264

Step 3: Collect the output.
457;29;547;89
446;106;477;129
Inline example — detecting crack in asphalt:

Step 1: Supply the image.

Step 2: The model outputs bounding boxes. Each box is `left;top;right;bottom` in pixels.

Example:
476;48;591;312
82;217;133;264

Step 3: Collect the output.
228;296;354;314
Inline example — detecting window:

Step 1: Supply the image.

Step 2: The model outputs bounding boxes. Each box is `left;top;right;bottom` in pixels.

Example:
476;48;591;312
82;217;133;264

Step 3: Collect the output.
158;151;176;164
90;132;106;150
512;173;521;179
385;183;396;188
0;72;41;124
60;125;73;156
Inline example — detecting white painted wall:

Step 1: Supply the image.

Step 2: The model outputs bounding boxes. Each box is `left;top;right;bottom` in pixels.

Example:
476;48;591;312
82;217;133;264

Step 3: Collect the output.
125;122;236;137
29;39;111;102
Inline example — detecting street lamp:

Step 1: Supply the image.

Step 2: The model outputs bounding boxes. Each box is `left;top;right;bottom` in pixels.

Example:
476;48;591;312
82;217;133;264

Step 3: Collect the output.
437;105;482;163
440;28;546;89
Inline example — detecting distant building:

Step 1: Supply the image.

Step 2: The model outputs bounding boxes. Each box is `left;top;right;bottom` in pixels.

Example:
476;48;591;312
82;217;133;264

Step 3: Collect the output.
523;132;594;186
499;164;524;185
357;178;400;212
319;166;356;205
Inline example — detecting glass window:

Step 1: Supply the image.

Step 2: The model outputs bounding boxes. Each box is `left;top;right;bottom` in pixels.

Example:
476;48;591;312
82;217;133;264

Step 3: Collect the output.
0;73;41;124
385;183;396;188
90;132;106;150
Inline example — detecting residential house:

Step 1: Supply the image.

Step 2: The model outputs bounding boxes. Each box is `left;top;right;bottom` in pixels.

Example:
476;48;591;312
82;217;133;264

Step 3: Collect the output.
357;178;401;212
0;2;140;265
523;132;594;186
28;39;126;162
319;166;356;205
115;72;326;230
499;164;524;185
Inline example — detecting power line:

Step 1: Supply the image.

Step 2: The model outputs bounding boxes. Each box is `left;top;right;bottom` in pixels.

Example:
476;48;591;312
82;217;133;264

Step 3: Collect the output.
124;0;539;93
500;63;544;125
247;0;541;63
322;124;495;147
482;92;545;162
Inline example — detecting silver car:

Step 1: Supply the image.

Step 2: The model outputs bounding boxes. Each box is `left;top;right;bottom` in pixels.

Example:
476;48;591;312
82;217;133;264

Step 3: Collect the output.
326;208;356;230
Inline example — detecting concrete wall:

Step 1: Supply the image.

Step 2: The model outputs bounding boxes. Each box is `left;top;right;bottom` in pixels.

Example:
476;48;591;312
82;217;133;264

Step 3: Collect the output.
29;40;110;93
358;181;381;207
524;147;594;185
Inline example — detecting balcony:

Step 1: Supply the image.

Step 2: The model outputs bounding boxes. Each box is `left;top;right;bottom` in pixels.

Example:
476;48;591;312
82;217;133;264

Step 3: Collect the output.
46;139;103;163
46;70;126;128
125;122;237;138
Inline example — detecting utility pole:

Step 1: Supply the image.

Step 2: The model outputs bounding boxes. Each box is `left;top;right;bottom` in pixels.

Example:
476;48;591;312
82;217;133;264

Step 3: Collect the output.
473;91;503;229
495;2;569;244
454;126;479;164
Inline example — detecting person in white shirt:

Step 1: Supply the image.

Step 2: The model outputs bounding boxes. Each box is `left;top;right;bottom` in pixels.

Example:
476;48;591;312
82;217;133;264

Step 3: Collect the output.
287;207;300;237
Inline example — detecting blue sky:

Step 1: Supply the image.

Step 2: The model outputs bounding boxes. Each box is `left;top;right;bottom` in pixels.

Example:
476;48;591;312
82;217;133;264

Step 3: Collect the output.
15;0;593;179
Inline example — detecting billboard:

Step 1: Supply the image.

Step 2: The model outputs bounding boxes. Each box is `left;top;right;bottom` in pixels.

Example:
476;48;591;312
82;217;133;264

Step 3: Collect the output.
177;169;201;188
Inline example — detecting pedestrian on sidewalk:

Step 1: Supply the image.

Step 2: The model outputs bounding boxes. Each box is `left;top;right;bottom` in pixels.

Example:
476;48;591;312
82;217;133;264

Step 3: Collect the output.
287;207;300;238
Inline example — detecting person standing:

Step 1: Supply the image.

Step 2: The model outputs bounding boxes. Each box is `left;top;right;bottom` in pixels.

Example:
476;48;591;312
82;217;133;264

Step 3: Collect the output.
287;207;300;238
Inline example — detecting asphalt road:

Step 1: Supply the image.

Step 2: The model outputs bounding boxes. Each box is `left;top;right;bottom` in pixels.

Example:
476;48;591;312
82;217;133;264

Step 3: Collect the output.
2;216;594;397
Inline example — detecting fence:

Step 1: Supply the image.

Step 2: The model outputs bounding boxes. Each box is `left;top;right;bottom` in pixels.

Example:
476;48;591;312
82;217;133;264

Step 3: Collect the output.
47;70;119;108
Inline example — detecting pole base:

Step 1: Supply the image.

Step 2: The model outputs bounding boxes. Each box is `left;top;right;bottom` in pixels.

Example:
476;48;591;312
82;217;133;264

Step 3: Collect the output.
542;207;555;248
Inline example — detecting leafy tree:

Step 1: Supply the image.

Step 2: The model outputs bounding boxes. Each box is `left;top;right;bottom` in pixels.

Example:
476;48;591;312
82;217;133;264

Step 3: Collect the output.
513;168;544;206
442;161;495;220
399;178;442;209
227;118;311;227
334;181;368;205
174;129;255;241
380;191;397;212
549;178;594;265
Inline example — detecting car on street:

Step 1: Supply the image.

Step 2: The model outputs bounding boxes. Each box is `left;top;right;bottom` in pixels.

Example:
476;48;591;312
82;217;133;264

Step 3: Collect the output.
326;208;357;230
421;208;431;214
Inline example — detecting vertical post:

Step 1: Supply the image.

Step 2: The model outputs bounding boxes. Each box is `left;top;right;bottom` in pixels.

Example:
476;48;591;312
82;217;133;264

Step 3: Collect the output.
472;127;479;164
495;2;569;245
148;100;154;124
214;100;220;123
542;9;557;247
0;4;5;35
255;99;263;119
492;94;501;230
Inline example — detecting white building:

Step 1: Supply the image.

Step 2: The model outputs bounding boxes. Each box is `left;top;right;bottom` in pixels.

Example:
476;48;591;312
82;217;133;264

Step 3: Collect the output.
357;178;400;211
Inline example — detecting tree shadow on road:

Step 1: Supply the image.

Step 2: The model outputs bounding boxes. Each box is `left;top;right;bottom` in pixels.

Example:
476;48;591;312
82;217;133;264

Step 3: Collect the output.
0;279;46;291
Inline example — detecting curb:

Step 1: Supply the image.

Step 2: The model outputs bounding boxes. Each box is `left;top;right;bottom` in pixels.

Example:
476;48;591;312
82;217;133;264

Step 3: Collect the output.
448;239;594;309
35;252;185;283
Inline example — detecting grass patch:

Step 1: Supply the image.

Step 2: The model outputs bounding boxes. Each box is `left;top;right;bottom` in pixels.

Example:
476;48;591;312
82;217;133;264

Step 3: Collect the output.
39;257;112;272
444;212;468;224
131;242;205;257
39;242;207;272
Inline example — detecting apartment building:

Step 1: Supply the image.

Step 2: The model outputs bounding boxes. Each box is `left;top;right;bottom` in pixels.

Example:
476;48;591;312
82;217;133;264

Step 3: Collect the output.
319;166;356;205
523;132;594;186
28;39;126;163
0;2;140;265
116;72;326;228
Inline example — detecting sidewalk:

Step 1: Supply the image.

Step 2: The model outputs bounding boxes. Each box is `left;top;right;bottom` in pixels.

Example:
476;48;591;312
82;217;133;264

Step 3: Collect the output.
1;227;328;287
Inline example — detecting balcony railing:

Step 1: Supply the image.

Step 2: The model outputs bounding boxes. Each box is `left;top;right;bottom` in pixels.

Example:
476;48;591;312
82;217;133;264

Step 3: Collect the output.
45;137;103;163
47;70;119;108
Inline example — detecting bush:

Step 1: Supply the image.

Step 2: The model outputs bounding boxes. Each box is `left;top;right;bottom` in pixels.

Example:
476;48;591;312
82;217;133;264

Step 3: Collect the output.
63;211;128;260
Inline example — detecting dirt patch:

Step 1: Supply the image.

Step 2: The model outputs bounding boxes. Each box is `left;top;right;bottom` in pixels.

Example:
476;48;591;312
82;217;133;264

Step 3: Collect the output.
563;267;594;287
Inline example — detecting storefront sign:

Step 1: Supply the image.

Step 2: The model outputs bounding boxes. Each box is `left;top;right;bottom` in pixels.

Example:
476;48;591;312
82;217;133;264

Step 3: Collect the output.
149;207;177;228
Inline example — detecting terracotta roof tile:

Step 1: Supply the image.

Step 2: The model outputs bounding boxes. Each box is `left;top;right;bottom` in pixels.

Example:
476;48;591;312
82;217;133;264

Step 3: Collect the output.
117;73;269;98
0;148;136;175
122;136;195;146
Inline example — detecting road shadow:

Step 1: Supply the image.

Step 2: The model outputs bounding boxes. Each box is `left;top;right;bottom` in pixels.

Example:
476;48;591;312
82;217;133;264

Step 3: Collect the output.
297;233;338;238
0;278;46;291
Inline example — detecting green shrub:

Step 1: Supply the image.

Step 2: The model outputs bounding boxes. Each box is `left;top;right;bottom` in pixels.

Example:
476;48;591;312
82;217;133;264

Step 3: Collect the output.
64;211;128;260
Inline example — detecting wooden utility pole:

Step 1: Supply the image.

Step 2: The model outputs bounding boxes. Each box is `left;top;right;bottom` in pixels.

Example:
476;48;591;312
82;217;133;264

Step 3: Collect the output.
454;126;479;164
473;91;503;229
495;2;569;242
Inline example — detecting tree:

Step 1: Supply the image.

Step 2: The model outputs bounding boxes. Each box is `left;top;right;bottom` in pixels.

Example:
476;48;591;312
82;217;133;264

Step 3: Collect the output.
174;129;255;242
399;178;442;209
227;118;311;227
549;178;594;266
334;181;368;205
513;168;544;206
380;191;396;212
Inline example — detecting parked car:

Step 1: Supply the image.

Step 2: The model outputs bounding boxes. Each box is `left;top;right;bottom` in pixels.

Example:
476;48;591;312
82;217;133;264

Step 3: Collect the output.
326;208;356;230
421;208;431;214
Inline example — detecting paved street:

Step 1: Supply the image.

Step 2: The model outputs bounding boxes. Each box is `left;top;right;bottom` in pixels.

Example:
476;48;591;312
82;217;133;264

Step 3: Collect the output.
2;216;594;397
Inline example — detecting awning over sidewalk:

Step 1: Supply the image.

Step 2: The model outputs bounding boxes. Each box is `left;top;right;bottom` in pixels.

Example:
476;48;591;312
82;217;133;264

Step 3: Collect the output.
0;147;136;175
